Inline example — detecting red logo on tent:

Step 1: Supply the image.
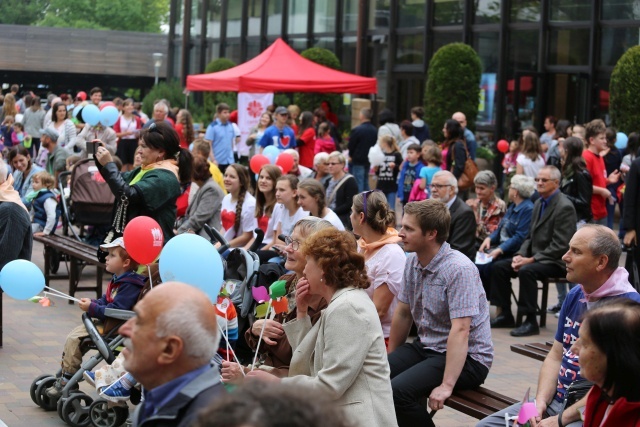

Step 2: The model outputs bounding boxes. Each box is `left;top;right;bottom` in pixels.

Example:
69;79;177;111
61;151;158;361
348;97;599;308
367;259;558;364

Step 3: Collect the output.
281;135;291;148
247;100;263;119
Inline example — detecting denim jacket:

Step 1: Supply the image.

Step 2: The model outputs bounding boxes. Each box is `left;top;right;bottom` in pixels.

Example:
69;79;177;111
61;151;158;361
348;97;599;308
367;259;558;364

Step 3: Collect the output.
488;198;534;256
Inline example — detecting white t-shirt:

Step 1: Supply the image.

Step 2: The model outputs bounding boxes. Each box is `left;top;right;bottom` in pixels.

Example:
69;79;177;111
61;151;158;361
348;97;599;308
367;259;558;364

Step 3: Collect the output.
322;209;345;231
273;204;309;237
261;202;282;245
516;153;545;179
220;193;258;242
362;243;406;337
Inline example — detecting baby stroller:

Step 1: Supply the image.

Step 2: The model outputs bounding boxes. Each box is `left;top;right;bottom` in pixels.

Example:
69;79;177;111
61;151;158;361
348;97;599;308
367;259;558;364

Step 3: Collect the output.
204;225;264;364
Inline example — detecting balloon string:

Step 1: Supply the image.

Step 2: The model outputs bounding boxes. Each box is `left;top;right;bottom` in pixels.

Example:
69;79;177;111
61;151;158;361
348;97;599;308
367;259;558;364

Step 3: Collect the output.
147;265;153;289
44;286;79;302
251;300;272;372
44;292;81;303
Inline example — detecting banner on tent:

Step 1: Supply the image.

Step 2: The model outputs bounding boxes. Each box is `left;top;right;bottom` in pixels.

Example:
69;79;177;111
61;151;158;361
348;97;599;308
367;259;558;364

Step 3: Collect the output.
237;92;274;156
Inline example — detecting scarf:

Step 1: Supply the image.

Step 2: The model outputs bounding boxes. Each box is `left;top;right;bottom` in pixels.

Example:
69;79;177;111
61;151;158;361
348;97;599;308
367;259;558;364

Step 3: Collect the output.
0;174;29;213
358;227;402;257
25;188;47;203
130;159;179;186
580;267;637;302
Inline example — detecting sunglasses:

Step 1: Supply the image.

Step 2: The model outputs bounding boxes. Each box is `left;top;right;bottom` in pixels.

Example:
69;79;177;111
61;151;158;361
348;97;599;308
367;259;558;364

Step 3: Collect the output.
361;189;382;218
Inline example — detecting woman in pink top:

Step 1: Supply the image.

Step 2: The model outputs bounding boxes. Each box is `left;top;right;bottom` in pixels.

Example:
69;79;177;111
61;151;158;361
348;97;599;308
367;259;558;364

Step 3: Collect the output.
314;122;336;155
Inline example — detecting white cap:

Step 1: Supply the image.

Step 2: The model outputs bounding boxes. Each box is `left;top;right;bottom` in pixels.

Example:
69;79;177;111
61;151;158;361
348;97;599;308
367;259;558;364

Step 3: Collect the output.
99;237;125;251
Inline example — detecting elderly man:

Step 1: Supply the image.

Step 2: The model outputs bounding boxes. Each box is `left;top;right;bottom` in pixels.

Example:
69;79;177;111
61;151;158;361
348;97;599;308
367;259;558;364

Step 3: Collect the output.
40;128;69;186
389;199;493;427
490;166;577;336
429;170;476;260
118;282;225;427
282;148;312;179
477;225;640;427
452;112;477;160
142;101;171;129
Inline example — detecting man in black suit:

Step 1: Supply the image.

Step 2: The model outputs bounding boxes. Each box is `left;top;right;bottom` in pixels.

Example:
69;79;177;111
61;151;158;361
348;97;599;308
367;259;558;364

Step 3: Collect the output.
490;166;577;337
623;156;640;286
430;171;476;261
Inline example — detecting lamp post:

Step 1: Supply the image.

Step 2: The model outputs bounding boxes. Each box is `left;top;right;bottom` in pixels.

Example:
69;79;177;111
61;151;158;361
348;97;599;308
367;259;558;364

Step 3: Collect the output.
153;53;164;86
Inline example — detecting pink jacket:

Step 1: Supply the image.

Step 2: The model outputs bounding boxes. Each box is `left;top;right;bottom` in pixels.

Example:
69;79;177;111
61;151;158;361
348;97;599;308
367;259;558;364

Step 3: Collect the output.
314;136;336;155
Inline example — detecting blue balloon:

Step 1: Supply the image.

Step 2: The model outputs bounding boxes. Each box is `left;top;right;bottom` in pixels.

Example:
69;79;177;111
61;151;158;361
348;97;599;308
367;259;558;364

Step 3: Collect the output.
82;104;101;126
159;234;224;303
100;106;119;127
615;132;628;150
0;260;45;300
73;106;83;119
263;145;280;164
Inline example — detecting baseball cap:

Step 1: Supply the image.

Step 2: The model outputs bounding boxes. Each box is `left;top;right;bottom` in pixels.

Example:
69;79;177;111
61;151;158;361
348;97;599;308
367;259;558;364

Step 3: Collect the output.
274;106;289;116
76;91;87;101
99;237;126;251
40;128;59;141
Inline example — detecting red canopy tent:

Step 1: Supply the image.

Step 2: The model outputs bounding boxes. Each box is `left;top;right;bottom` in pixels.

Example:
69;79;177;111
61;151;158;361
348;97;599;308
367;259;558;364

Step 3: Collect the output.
186;38;377;94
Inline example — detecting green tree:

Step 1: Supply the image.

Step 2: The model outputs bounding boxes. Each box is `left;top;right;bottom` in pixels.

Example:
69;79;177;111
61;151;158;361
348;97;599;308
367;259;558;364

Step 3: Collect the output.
293;48;341;117
424;43;482;141
38;0;169;33
0;0;48;26
203;58;237;119
610;45;640;134
142;80;187;117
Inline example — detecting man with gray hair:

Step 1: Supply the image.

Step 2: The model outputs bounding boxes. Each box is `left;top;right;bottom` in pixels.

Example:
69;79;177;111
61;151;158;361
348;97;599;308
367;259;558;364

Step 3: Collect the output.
429;170;476;260
489;165;576;336
143;100;171;129
477;225;640;427
118;282;225;427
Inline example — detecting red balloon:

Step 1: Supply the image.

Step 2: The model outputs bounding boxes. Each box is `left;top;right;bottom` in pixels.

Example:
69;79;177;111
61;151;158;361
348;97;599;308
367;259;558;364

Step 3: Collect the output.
123;216;164;265
275;153;295;174
250;154;271;174
497;139;510;154
100;101;116;111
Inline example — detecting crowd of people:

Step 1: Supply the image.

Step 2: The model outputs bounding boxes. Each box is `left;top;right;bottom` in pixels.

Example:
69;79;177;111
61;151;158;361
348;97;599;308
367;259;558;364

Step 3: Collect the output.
1;84;640;427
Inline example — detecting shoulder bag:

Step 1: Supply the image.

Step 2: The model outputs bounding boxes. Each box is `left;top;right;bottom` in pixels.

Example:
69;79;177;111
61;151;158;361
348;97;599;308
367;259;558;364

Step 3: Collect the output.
454;141;478;191
97;193;129;263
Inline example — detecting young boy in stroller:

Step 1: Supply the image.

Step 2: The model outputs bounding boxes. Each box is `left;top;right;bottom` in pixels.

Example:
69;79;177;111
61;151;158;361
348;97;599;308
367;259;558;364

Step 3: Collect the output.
45;237;145;400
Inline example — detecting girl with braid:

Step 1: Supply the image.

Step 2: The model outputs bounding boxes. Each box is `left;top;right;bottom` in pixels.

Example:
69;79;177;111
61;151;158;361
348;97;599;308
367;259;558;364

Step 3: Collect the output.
221;164;257;248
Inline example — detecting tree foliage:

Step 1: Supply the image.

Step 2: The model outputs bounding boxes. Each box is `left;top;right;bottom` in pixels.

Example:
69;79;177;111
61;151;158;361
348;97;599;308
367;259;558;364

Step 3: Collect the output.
0;0;48;26
610;45;640;135
293;48;342;116
203;58;237;118
37;0;169;33
424;43;482;141
142;80;187;117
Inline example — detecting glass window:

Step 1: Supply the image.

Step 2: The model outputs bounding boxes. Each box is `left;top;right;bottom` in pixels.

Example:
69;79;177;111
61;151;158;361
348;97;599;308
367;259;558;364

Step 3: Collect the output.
398;0;426;28
247;0;262;36
548;29;590;66
312;37;335;51
511;0;541;22
267;0;283;36
315;1;336;33
342;36;357;72
473;31;499;73
288;0;308;35
369;0;391;30
396;33;424;65
474;32;499;126
474;0;501;24
434;0;465;26
226;1;242;38
550;0;591;21
343;0;359;32
207;41;221;62
432;32;462;54
508;30;539;74
602;0;640;20
225;39;242;64
247;38;261;59
601;27;640;66
289;38;308;53
367;37;388;99
207;0;222;38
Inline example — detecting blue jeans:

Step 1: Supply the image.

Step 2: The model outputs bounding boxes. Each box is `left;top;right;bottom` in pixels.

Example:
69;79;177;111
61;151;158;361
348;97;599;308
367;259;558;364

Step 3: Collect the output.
349;163;369;192
386;192;397;210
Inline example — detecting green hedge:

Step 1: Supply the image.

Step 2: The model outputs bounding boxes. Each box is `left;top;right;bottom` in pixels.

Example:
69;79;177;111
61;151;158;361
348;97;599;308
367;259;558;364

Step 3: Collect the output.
610;46;640;134
424;43;482;141
293;48;341;115
203;58;237;118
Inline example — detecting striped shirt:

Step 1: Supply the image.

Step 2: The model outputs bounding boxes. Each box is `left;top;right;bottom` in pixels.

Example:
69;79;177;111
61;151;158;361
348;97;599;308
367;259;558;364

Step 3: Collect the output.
398;242;494;369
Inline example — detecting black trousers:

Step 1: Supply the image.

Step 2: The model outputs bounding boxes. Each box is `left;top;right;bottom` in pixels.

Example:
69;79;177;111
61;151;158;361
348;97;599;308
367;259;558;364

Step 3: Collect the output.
490;257;566;315
389;339;488;427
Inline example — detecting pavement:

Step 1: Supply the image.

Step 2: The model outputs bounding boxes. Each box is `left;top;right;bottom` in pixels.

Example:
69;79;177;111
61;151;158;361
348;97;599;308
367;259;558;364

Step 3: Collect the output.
0;240;566;427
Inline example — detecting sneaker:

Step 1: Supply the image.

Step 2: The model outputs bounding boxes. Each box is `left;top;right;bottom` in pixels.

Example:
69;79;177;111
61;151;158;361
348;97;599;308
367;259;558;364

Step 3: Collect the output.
83;371;95;387
547;303;562;313
555;311;561;318
101;379;131;403
45;376;77;399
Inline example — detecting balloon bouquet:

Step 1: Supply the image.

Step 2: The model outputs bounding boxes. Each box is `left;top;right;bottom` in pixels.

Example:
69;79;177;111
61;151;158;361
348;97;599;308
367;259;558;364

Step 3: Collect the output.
72;103;120;128
249;146;295;175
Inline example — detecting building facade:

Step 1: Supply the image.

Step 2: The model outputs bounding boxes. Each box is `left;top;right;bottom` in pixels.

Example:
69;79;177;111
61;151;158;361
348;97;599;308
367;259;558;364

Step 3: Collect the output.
168;0;640;141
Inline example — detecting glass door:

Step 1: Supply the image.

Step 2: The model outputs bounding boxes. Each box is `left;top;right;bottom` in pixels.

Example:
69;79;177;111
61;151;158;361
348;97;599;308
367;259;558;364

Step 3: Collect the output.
547;73;589;125
506;72;544;139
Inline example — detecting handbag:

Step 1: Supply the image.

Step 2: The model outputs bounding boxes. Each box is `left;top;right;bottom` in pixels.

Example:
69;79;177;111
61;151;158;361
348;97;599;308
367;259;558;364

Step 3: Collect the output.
97;193;129;263
454;141;478;191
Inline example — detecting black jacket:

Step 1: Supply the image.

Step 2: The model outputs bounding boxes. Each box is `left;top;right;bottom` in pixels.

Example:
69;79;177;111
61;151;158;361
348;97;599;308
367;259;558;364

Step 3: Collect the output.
446;140;469;179
325;174;359;230
348;121;378;165
561;169;593;223
624;157;640;233
133;365;226;427
448;197;477;261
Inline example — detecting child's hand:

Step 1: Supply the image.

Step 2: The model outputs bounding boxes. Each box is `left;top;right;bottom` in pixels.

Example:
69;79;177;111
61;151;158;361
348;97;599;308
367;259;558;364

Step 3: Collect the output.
78;298;91;312
33;232;45;237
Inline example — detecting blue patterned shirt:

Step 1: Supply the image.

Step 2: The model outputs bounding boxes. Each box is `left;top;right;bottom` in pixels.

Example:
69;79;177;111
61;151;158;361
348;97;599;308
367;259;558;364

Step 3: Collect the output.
398;242;494;369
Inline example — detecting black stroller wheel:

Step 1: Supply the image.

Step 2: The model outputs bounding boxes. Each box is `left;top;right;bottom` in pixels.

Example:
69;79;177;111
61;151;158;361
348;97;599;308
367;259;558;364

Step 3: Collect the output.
30;374;52;405
34;376;58;410
89;399;129;427
61;392;93;427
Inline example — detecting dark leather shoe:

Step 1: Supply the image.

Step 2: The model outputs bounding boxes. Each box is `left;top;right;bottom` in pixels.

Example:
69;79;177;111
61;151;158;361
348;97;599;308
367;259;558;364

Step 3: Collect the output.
490;313;515;328
510;321;540;337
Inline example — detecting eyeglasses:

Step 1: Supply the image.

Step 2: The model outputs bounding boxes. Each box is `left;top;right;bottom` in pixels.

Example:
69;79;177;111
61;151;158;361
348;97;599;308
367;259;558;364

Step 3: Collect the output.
430;183;452;189
534;177;554;183
361;189;382;218
283;236;301;251
328;162;341;166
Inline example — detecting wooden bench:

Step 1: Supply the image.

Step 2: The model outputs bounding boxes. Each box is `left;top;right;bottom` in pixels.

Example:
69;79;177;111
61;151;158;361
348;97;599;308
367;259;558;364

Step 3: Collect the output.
510;341;553;362
33;234;105;303
442;387;519;419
